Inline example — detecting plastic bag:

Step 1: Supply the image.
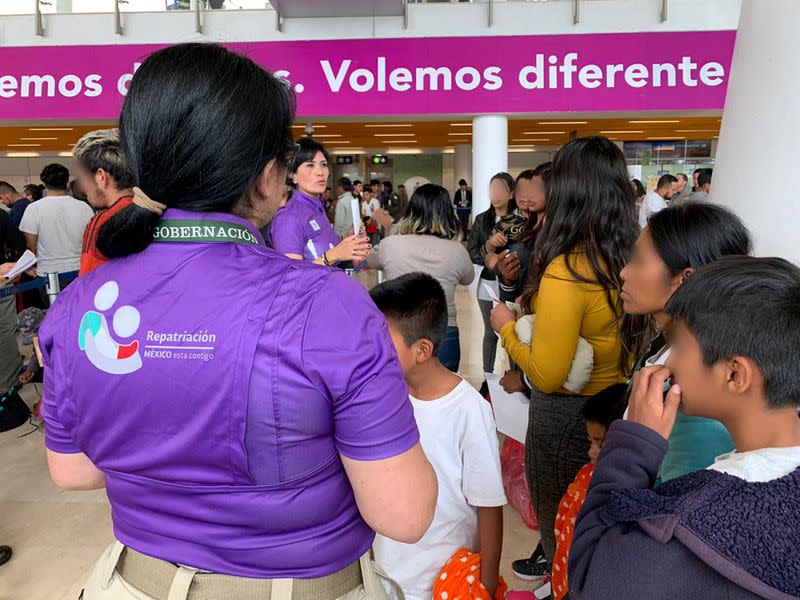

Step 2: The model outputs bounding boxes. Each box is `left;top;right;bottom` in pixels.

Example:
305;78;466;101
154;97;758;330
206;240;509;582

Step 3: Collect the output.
500;437;538;530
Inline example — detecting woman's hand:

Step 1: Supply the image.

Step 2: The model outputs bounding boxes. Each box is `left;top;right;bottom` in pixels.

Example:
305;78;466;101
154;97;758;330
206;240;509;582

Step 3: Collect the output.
0;262;14;278
331;235;371;263
490;302;517;333
628;366;681;440
485;252;500;271
497;250;521;284
500;370;525;394
486;232;508;252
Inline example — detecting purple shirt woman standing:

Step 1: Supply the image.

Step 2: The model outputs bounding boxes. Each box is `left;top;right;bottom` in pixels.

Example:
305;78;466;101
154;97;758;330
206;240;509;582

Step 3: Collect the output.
269;138;369;267
39;43;437;600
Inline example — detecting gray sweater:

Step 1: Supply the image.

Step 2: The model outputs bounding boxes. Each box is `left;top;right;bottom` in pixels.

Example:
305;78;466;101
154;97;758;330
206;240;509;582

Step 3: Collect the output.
367;234;474;327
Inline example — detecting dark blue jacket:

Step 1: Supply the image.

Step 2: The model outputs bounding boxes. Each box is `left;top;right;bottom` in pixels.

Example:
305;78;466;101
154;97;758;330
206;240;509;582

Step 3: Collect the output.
569;420;800;600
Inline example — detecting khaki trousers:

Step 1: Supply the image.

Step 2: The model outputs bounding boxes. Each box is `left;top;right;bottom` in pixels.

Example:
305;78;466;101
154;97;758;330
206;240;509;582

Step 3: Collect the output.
80;541;402;600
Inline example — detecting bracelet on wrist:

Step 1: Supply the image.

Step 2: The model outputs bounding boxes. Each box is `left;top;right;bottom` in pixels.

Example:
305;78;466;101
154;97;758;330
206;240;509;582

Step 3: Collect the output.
323;251;332;266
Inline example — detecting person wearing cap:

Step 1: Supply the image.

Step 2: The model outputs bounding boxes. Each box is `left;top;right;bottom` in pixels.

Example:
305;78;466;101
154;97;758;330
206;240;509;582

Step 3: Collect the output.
39;43;437;600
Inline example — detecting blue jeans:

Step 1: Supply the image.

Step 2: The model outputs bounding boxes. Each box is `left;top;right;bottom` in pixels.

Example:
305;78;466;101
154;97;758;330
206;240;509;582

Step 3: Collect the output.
439;326;461;373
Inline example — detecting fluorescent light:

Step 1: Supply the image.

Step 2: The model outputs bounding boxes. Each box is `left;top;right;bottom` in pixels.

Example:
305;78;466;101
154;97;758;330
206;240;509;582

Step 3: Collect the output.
450;123;472;127
292;124;326;128
540;121;587;125
522;131;565;135
365;124;413;128
447;132;472;136
381;140;418;144
28;127;74;131
20;137;58;141
330;148;366;155
628;120;680;124
8;144;41;147
600;131;644;135
6;152;40;157
509;147;538;153
675;129;718;133
387;149;424;155
512;138;549;142
309;134;342;138
58;152;74;157
373;133;415;137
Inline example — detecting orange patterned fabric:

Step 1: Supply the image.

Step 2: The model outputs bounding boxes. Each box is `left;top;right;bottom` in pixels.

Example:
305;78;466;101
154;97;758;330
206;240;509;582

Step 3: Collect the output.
552;462;595;600
433;548;508;600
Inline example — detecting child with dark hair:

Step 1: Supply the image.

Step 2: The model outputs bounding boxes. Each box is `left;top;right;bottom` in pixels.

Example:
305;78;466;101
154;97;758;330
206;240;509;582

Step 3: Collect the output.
370;272;507;600
549;384;628;600
568;256;800;599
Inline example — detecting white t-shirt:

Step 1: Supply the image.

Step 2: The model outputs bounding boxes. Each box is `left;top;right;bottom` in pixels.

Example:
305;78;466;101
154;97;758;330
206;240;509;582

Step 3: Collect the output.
361;197;381;219
638;191;668;228
708;446;800;483
18;195;93;274
373;379;507;600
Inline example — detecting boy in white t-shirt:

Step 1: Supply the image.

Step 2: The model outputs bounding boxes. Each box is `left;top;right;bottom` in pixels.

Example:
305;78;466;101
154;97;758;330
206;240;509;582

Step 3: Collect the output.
370;272;507;600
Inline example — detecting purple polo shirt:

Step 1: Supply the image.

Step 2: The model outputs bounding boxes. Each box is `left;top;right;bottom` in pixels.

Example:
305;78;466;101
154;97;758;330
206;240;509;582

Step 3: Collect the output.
39;208;418;578
269;190;341;261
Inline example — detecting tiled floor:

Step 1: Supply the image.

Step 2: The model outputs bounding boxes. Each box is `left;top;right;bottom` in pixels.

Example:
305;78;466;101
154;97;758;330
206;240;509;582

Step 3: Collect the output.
0;277;540;599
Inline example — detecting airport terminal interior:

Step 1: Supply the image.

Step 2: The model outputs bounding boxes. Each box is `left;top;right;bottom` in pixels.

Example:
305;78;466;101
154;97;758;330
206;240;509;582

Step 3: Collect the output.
1;1;798;599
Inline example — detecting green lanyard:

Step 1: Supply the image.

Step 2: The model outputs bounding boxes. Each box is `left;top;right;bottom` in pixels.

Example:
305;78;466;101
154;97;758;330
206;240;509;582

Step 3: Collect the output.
153;219;260;246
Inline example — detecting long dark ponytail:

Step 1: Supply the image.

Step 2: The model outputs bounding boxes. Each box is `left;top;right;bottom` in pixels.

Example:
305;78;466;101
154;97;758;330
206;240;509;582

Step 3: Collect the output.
97;43;296;259
521;136;647;375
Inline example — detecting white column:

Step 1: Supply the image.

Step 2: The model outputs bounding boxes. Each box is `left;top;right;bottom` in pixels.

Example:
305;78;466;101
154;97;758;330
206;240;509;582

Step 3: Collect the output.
712;0;800;263
472;115;508;216
454;144;472;192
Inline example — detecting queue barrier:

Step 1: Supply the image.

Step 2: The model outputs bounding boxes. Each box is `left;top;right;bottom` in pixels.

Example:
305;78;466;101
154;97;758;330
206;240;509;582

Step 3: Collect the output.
0;271;78;302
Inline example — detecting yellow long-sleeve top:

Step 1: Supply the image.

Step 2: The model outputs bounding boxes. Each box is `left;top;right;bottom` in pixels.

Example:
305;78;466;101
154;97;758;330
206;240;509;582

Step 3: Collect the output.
500;252;627;396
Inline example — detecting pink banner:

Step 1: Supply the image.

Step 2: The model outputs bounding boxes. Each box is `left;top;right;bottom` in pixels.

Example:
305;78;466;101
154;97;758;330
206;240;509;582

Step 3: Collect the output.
0;31;735;120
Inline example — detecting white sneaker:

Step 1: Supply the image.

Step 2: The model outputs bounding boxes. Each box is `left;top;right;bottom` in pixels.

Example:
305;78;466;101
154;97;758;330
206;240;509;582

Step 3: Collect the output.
534;580;552;599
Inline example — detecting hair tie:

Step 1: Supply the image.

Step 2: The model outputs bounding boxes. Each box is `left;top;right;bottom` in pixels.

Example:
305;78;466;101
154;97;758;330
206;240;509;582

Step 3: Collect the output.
132;187;168;216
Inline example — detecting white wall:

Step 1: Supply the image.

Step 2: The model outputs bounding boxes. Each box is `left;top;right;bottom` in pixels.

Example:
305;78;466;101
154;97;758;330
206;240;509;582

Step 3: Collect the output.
712;0;800;263
0;0;741;47
0;156;79;192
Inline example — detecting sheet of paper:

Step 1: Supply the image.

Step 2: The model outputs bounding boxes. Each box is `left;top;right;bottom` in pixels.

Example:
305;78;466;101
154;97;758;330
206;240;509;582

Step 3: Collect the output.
306;239;319;260
351;197;361;236
464;264;483;299
485;372;530;444
482;281;500;303
4;250;36;280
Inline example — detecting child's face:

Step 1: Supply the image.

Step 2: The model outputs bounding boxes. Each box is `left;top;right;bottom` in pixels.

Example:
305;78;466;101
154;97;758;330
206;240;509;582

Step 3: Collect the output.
666;320;729;420
387;321;416;379
586;421;608;464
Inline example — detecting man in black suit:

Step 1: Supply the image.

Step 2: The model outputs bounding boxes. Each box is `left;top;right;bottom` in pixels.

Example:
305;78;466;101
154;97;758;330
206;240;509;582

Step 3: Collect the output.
454;179;472;239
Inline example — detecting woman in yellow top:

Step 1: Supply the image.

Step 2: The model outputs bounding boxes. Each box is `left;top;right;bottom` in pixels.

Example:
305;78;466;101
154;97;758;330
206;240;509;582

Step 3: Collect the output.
490;136;647;583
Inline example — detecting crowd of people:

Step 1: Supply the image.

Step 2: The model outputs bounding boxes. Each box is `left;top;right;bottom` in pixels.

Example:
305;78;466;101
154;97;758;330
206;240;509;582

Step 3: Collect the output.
0;42;798;600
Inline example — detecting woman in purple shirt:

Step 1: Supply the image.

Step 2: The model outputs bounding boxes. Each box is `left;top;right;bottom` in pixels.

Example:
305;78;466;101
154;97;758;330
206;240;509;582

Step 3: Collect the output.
270;138;370;266
39;43;437;600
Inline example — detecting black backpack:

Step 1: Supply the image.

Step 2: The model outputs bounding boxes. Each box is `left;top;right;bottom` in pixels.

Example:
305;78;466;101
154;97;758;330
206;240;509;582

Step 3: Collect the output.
0;387;31;432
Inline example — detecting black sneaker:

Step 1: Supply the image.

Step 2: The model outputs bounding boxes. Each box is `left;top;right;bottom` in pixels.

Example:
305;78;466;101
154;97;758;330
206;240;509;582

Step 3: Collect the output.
512;542;549;581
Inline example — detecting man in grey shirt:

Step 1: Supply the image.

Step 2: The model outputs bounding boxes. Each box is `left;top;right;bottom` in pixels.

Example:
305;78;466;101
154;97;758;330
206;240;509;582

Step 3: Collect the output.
334;176;357;238
685;168;713;203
